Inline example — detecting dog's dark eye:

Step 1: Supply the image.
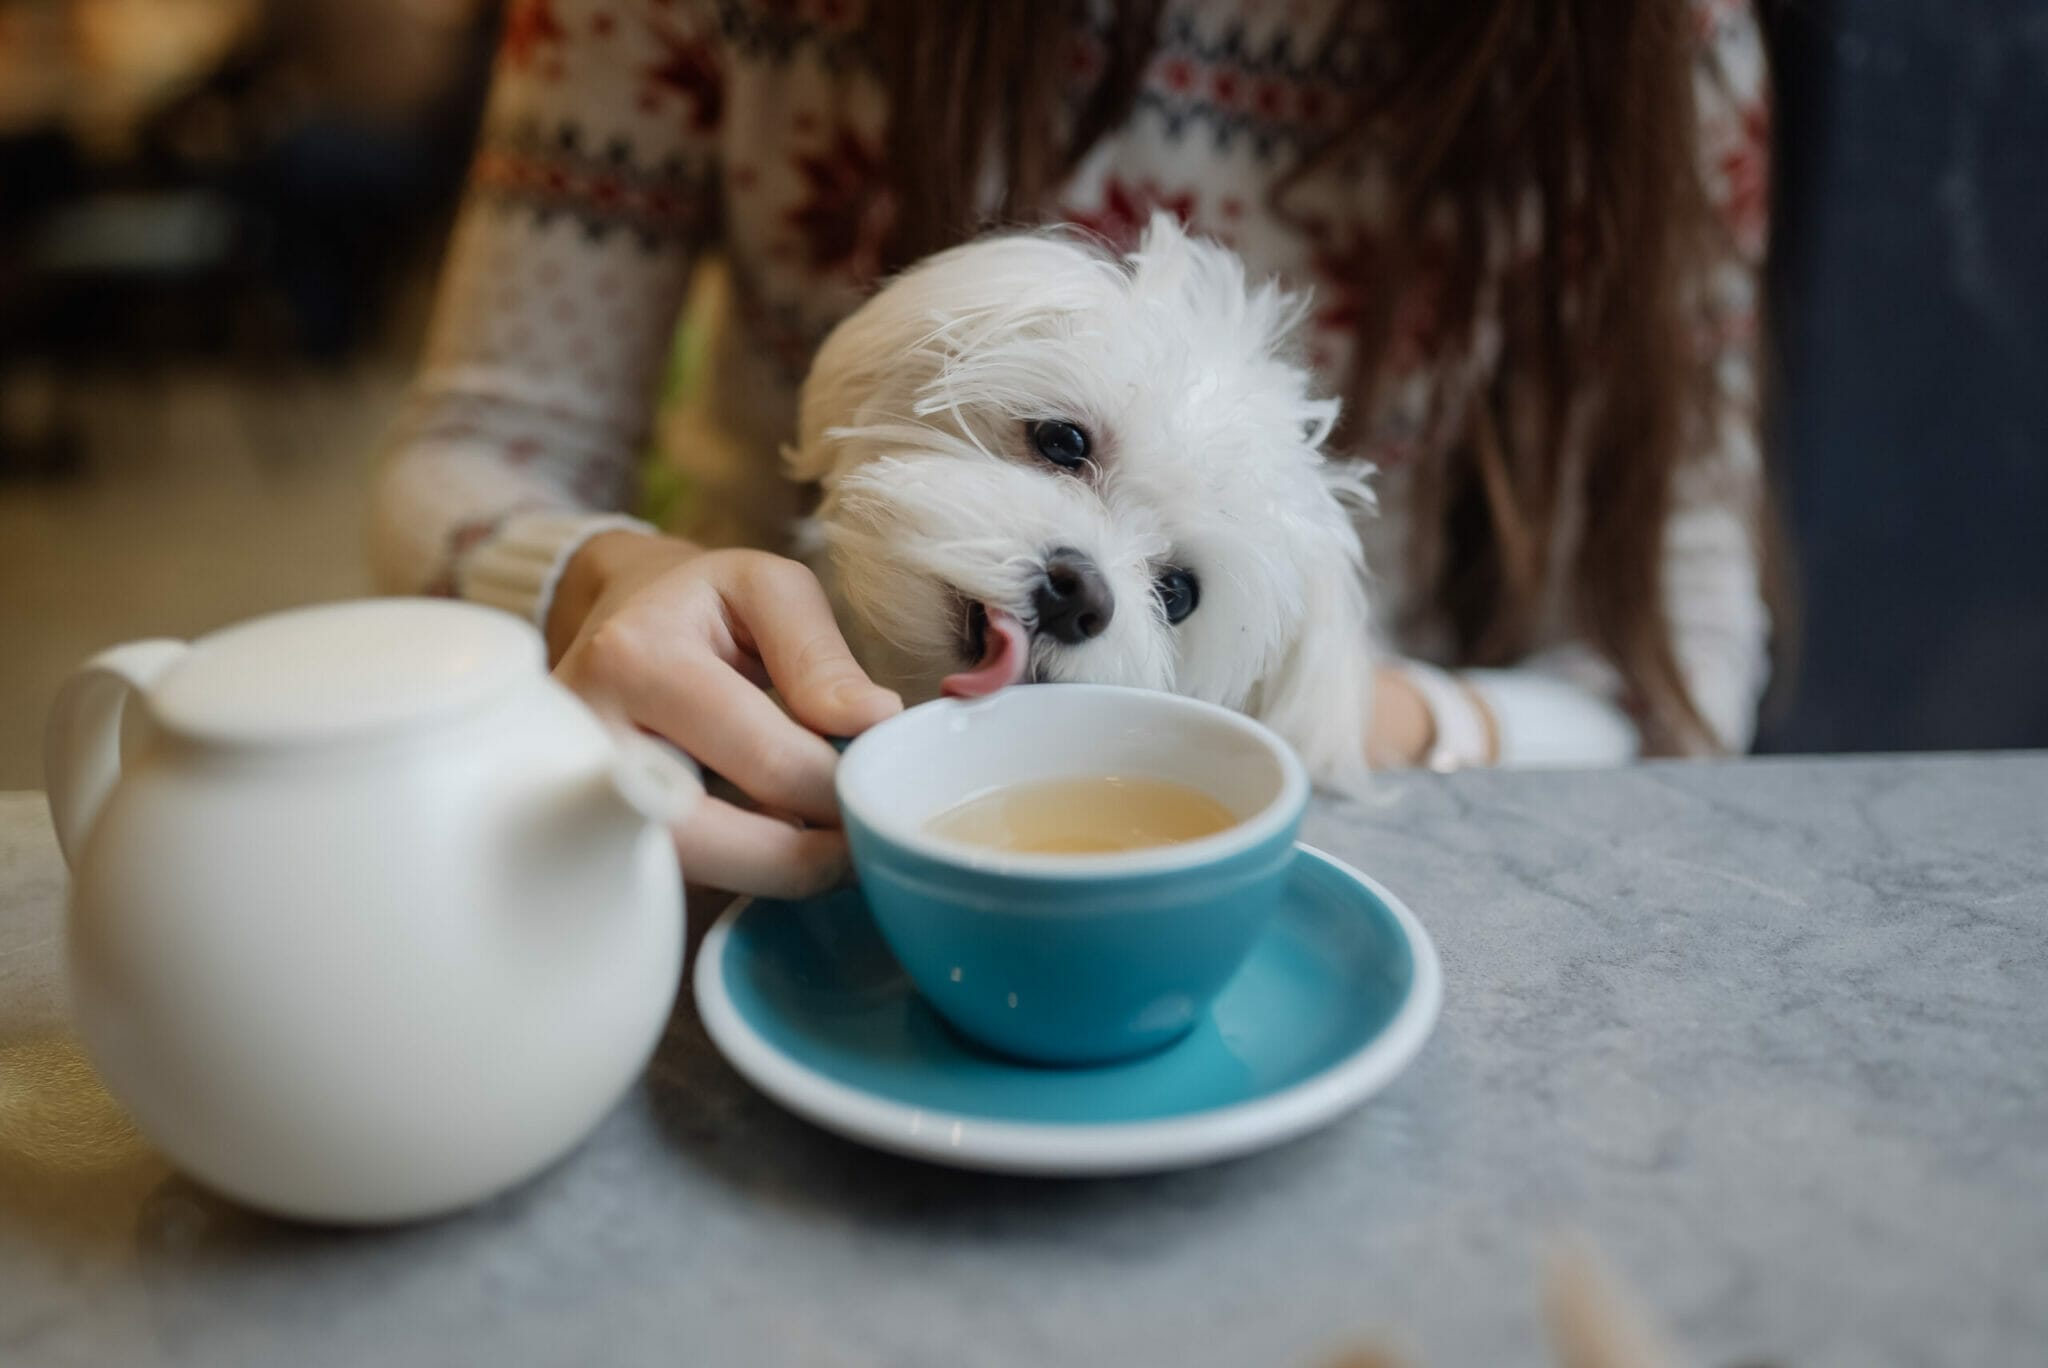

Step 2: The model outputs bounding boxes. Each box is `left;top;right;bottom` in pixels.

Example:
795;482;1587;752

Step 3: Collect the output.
1155;567;1200;624
1028;419;1090;470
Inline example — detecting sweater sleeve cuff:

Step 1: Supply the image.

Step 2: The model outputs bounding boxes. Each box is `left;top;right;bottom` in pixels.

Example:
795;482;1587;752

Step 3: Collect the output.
1463;668;1641;769
456;511;657;630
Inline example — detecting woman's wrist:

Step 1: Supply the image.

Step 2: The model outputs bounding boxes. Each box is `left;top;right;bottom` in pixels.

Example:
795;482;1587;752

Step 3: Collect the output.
1370;663;1500;770
1368;666;1435;768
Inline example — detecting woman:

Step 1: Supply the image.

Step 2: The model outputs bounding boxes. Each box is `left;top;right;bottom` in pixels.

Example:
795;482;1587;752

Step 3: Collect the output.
373;0;1776;895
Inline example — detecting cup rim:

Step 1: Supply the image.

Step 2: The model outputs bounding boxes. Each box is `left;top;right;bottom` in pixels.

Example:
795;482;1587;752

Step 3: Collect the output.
835;684;1309;881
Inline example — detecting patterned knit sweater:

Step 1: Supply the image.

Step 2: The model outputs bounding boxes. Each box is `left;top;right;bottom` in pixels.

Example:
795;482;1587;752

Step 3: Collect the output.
372;0;1772;765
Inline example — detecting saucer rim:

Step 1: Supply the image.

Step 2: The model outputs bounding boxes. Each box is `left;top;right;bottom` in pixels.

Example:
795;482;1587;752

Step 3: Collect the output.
692;843;1443;1176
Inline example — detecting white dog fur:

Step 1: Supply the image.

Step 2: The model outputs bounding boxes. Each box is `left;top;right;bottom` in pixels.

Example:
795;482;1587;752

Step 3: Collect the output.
787;213;1374;784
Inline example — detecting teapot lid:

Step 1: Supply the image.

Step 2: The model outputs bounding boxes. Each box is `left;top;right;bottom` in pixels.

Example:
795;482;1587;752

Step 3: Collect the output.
149;599;543;747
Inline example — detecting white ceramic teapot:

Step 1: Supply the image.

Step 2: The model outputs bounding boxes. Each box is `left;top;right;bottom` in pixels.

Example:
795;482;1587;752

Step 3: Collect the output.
44;598;700;1224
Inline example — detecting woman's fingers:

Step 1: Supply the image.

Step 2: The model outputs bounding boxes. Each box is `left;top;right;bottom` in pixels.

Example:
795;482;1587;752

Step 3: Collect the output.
556;548;902;874
673;796;851;900
618;649;844;826
720;556;902;738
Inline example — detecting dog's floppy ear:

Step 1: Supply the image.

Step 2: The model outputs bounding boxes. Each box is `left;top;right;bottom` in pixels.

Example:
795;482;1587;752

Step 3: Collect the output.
787;297;893;485
1247;472;1376;792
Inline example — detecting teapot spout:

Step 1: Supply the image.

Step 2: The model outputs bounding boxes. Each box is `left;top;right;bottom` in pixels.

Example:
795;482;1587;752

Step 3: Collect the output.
598;727;703;830
510;727;699;909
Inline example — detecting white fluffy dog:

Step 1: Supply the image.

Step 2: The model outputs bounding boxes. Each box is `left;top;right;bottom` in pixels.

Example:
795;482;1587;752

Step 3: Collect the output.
787;213;1374;783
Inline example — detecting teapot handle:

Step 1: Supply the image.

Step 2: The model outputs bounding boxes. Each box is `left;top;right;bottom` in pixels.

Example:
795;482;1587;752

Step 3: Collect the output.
45;640;189;869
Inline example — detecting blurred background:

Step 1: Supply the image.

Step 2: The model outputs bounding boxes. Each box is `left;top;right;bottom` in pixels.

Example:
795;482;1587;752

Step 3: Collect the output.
1;0;2043;787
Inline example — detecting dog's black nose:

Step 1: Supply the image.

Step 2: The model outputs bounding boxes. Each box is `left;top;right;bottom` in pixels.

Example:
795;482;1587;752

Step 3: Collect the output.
1033;548;1114;644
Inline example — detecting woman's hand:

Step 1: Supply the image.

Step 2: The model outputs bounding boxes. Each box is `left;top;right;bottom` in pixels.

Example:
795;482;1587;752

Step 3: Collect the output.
549;531;901;898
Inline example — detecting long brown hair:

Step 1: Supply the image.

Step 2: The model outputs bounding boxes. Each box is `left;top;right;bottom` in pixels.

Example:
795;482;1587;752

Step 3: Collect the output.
872;0;1765;752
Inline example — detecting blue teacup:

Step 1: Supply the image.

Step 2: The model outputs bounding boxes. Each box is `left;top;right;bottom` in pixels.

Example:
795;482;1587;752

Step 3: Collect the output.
836;685;1309;1065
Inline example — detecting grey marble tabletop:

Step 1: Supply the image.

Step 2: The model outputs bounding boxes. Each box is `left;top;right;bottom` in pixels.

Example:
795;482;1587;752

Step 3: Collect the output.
3;756;2045;1368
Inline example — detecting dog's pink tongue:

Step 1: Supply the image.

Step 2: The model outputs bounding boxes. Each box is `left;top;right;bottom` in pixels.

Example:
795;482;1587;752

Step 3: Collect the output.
942;607;1030;699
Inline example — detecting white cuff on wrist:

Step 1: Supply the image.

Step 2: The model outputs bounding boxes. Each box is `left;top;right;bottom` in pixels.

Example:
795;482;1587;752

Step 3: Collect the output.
1394;660;1492;772
457;511;656;630
1464;668;1640;768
